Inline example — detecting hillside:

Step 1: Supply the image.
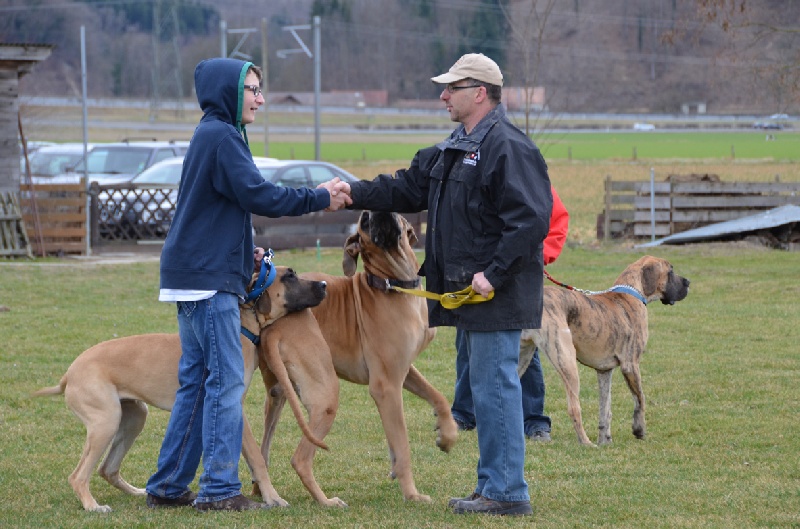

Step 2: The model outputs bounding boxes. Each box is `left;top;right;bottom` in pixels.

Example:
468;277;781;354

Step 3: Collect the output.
2;0;798;115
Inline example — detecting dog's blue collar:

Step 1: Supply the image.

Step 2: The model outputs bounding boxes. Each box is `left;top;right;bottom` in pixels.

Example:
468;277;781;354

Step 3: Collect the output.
246;249;276;302
240;326;260;345
607;284;647;305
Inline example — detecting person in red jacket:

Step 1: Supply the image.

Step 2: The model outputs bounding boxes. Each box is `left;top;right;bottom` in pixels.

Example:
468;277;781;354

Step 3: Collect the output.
451;185;569;441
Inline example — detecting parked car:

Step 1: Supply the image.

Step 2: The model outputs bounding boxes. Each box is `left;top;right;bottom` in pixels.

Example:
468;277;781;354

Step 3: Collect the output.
251;159;361;249
49;139;190;185
22;143;93;184
752;121;782;130
98;157;360;247
254;159;360;188
125;157;356;188
19;140;56;157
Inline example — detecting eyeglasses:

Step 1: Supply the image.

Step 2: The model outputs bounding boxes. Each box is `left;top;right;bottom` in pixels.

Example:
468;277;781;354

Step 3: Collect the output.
445;83;482;94
244;84;263;97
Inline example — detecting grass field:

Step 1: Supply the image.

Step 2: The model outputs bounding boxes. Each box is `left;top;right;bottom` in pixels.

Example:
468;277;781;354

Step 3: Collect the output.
9;110;800;526
252;131;800;164
1;245;798;528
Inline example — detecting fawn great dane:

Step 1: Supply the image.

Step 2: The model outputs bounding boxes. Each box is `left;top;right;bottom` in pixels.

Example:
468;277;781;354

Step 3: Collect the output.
298;211;458;503
34;266;327;512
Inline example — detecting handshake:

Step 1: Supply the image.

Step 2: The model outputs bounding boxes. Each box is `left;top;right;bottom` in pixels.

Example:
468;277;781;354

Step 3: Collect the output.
317;177;353;212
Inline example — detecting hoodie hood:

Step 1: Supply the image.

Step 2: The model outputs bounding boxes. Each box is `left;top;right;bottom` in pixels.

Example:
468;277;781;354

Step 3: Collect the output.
195;58;252;139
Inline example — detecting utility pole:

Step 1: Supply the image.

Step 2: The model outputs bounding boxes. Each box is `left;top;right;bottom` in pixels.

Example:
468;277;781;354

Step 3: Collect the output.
278;17;322;160
261;18;269;156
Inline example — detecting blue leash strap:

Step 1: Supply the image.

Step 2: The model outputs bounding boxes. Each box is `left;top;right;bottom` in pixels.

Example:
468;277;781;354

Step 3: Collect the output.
240;326;260;345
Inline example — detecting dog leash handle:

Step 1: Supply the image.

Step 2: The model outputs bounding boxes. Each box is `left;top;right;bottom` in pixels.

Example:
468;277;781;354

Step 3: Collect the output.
391;285;494;309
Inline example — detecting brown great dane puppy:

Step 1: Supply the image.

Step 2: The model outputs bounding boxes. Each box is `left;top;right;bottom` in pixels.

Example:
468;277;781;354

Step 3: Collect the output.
299;210;458;503
254;307;345;508
519;255;690;447
33;266;327;513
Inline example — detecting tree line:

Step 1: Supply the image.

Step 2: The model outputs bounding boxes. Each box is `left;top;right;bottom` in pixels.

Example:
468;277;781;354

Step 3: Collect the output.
1;0;797;114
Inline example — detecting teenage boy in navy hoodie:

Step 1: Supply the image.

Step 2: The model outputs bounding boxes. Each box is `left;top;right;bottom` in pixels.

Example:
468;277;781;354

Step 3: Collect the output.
145;58;350;512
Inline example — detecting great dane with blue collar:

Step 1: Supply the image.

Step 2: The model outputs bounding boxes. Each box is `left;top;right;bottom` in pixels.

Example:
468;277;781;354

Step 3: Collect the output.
519;255;690;447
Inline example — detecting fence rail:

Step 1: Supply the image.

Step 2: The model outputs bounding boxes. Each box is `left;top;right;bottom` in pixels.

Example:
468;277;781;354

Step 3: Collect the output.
19;183;87;256
14;182;428;255
601;176;800;240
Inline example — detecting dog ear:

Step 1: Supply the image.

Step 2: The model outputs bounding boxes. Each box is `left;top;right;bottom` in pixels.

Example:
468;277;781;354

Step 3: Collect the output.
405;222;418;246
640;261;661;298
255;290;272;318
342;233;360;277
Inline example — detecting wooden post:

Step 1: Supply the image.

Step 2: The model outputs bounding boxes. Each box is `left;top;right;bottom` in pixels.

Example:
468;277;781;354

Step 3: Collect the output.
668;173;675;235
604;175;612;241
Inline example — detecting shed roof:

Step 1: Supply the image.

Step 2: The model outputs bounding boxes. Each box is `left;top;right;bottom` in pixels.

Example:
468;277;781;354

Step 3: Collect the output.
637;205;800;247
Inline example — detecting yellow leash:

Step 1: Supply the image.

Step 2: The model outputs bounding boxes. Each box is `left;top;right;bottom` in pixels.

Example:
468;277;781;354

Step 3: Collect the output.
390;285;494;309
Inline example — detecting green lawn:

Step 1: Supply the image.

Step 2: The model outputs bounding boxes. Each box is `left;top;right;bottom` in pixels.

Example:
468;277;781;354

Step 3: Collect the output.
254;131;800;163
1;245;798;528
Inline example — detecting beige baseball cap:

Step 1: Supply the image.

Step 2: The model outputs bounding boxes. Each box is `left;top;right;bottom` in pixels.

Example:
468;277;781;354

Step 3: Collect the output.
431;53;504;87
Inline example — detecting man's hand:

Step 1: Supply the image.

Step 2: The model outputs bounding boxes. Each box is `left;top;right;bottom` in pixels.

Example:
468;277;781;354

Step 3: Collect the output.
471;271;494;298
317;177;353;211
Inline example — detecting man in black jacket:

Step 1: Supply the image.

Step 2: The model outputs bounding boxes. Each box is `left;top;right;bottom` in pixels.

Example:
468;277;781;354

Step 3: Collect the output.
332;53;552;516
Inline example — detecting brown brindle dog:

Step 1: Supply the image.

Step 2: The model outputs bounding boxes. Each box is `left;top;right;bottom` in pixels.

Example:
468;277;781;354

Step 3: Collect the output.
300;210;458;503
519;256;690;447
33;267;327;513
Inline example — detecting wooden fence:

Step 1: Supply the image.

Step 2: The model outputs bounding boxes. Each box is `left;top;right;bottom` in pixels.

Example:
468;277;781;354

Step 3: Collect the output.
1;190;31;258
601;175;800;240
19;183;87;256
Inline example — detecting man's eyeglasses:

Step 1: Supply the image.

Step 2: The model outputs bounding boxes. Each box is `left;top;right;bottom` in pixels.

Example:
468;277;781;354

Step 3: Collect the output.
244;84;263;97
445;83;482;94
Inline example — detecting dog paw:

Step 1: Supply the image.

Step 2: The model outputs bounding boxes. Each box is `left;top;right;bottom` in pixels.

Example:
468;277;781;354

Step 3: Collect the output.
405;493;432;503
322;497;348;508
264;496;290;508
435;419;458;453
88;504;112;513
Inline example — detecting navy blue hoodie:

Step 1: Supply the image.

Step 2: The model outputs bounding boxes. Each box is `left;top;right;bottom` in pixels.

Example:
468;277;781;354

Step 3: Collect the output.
159;58;329;297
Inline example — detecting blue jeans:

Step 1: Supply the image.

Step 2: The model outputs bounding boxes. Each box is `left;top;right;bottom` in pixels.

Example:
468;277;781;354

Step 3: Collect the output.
452;345;551;437
456;329;529;503
146;292;245;503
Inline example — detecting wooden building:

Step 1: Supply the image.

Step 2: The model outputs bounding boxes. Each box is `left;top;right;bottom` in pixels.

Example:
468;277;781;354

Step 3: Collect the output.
0;43;53;193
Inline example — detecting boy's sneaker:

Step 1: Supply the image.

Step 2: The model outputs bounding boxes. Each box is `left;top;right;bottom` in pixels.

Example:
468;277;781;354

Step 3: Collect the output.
527;430;551;442
194;494;270;512
146;491;197;508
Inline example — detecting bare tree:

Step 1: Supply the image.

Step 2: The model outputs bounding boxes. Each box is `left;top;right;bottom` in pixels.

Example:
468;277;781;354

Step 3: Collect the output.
689;0;799;110
500;0;557;136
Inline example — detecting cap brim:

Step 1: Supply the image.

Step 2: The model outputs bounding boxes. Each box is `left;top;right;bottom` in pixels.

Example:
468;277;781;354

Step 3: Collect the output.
430;72;465;84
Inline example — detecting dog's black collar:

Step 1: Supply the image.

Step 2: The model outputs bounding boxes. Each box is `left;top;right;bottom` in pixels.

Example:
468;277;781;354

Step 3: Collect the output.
366;273;421;292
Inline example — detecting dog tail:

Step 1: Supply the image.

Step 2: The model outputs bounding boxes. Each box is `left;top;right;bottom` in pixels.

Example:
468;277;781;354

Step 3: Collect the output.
261;338;329;451
32;376;67;397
